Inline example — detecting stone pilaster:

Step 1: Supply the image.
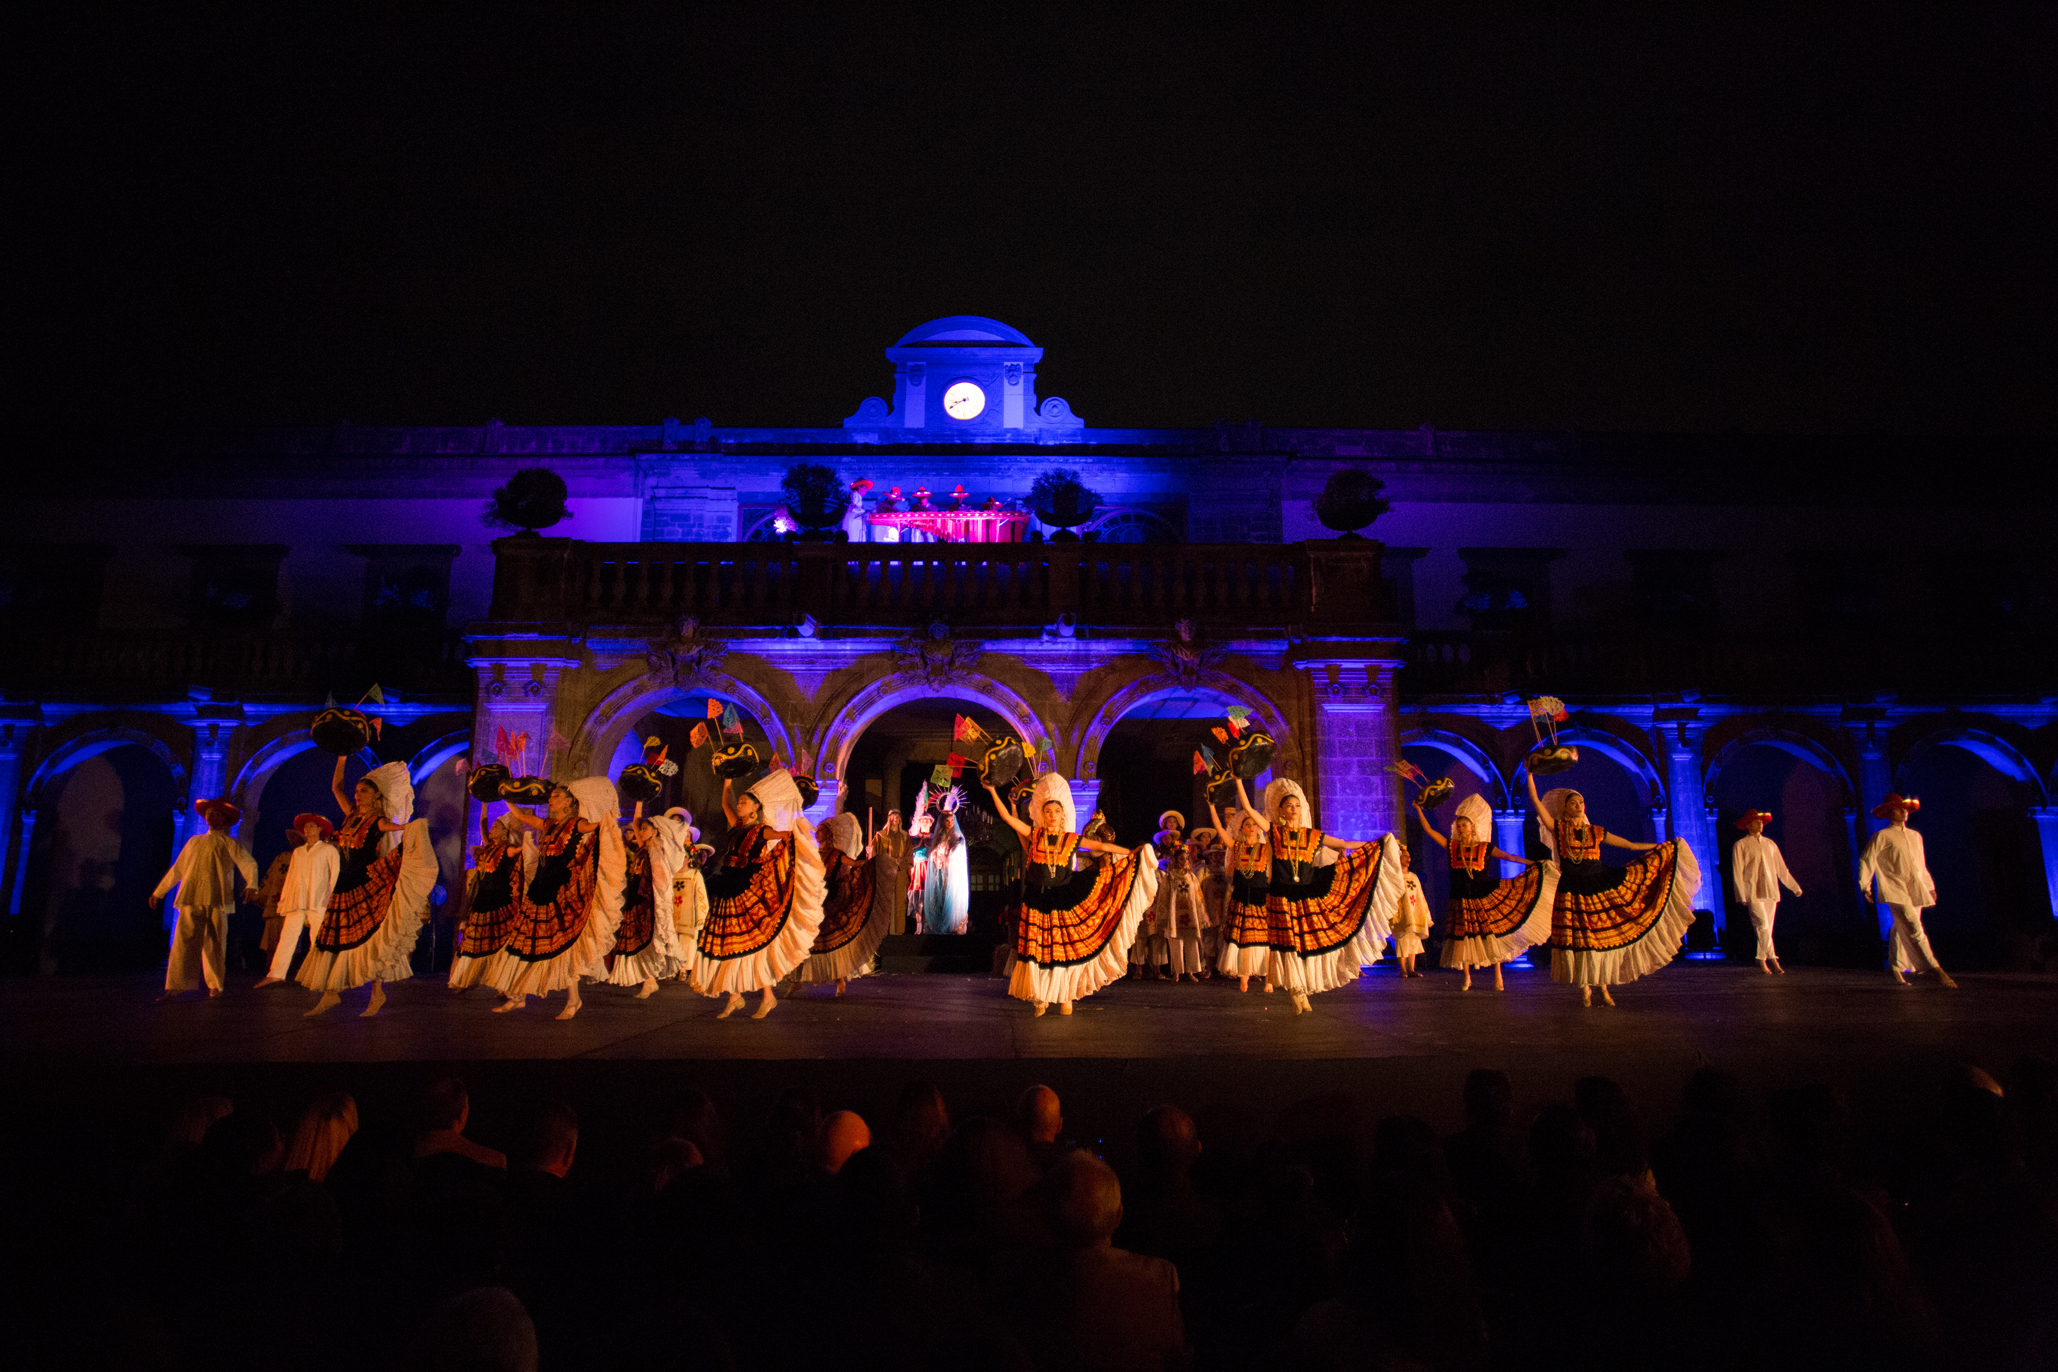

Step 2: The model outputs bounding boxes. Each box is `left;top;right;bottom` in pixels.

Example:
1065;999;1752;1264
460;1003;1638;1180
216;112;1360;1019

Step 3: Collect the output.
1656;713;1721;948
1307;662;1406;838
0;712;36;919
465;635;582;850
1493;808;1528;879
2029;807;2058;930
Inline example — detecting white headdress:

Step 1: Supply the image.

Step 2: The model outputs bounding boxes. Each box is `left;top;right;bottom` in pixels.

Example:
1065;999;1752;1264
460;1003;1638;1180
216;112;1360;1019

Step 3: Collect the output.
662;806;700;846
567;776;620;825
1030;772;1076;835
643;811;688;871
746;766;806;830
364;761;415;825
1262;778;1310;827
1535;787;1581;858
821;812;864;860
1454;794;1494;843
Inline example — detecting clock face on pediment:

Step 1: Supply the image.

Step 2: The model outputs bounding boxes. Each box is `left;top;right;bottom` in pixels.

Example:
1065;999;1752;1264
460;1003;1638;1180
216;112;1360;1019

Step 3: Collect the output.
941;380;986;421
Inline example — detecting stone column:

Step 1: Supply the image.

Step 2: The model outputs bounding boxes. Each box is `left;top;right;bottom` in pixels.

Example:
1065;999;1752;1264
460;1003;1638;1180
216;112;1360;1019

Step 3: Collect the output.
465;637;581;861
2029;807;2058;928
1309;663;1405;837
0;712;37;919
1493;809;1528;879
1069;779;1102;825
188;712;239;844
1851;717;1897;944
1657;715;1721;949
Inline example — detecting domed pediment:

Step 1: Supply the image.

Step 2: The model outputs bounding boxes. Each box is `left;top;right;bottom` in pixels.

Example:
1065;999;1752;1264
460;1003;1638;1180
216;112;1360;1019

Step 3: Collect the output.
845;317;1084;434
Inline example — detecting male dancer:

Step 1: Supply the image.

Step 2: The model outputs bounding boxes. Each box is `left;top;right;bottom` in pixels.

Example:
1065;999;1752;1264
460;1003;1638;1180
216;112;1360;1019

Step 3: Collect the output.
150;799;258;999
1857;794;1956;988
1730;810;1801;974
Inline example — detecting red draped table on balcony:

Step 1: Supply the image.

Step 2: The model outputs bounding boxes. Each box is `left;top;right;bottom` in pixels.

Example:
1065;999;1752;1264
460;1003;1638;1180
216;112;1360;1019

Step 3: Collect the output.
865;508;1030;543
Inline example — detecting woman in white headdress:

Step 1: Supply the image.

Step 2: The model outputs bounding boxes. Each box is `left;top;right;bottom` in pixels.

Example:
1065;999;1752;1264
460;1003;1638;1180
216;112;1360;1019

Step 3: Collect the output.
604;802;687;997
479;777;626;1020
797;811;889;995
691;762;826;1019
1415;792;1553;992
653;808;705;981
1233;775;1403;1015
299;757;437;1018
1527;773;1700;1007
986;773;1158;1016
448;800;535;993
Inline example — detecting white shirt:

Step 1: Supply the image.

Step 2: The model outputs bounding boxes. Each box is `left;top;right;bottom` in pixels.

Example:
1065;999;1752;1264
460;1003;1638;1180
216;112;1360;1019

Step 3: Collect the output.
1394;873;1432;936
1730;833;1801;904
1857;824;1936;908
153;832;259;912
279;841;340;919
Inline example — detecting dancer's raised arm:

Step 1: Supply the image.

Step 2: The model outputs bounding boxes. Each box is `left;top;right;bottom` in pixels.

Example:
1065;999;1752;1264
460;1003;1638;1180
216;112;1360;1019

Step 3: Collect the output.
1413;800;1447;849
985;781;1033;839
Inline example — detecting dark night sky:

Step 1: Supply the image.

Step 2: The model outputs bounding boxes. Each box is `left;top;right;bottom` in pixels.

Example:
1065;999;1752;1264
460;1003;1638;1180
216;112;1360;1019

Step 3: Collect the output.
18;4;2055;436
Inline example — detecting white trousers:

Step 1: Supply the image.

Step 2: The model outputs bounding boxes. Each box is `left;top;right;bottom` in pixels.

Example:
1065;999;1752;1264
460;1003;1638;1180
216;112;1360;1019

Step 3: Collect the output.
1746;897;1779;960
265;907;324;980
1886;904;1942;974
166;905;229;992
1166;928;1205;975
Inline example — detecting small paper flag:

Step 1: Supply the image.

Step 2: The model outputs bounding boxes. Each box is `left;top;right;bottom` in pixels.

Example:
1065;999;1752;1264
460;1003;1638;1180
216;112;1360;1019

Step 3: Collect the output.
705;699;723;719
930;763;953;786
1192;751;1208;776
1199;744;1218;770
946;752;970;771
1225;704;1251;725
688;722;710;749
1387;760;1427;783
1211;726;1229;744
953;714;984;742
363;684;385;705
720;704;742;736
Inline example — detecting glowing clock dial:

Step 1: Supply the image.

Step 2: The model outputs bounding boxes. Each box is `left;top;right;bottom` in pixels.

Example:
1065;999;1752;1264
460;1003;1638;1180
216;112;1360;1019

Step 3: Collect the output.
941;380;986;420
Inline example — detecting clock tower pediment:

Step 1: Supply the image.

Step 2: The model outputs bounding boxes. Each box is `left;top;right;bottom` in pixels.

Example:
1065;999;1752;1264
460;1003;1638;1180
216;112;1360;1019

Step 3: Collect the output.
842;315;1085;436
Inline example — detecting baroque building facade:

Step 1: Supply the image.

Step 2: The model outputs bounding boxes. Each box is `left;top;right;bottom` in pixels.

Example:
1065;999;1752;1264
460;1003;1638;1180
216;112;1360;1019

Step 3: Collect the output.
3;317;2054;974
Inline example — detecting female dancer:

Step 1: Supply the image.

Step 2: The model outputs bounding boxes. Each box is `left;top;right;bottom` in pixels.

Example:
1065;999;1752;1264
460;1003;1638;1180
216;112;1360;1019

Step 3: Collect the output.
481;778;626;1020
1233;776;1402;1015
448;800;532;993
985;774;1158;1017
1414;793;1552;991
1208;798;1276;993
691;763;826;1019
298;757;436;1018
1528;774;1699;1007
797;812;889;995
604;804;686;997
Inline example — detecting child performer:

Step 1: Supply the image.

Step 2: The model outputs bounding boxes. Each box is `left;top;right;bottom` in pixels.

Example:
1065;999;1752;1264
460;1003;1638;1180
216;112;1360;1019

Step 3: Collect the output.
1527;774;1699;1008
1233;776;1403;1015
1392;846;1433;977
1191;826;1226;979
256;815;338;988
448;801;532;993
254;829;299;971
653;808;705;981
691;762;826;1019
1415;794;1551;992
1154;812;1210;982
798;812;889;996
478;779;626;1020
605;804;687;997
1857;794;1957;988
1730;810;1802;974
987;774;1158;1017
1209;799;1275;993
150;799;258;999
298;759;436;1018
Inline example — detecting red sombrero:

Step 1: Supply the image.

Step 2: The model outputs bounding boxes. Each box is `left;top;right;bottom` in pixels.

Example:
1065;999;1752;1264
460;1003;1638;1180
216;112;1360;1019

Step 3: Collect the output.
292;813;337;841
1871;793;1921;819
1733;810;1773;830
194;797;243;826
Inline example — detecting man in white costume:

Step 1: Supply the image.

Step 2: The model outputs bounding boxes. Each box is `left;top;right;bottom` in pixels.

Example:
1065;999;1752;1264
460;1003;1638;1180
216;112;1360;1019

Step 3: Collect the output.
1856;794;1957;988
150;798;259;998
256;814;341;987
1729;810;1802;974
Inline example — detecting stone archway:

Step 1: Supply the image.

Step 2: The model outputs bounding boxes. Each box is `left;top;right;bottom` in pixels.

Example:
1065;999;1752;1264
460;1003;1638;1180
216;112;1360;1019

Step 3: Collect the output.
1076;675;1296;785
578;671;800;783
1399;725;1513;809
817;672;1050;819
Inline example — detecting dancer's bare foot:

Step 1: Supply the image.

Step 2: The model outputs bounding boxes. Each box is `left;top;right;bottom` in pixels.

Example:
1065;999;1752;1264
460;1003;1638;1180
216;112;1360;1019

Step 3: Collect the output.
493;994;527;1014
1598;985;1616;1007
1890;970;1909;985
716;993;745;1019
255;976;285;989
636;978;659;999
1938;971;1959;989
1263;982;1276;994
306;992;341;1017
208;986;225;997
751;988;776;1019
156;990;180;1002
1771;958;1785;974
1758;959;1773;975
1580;986;1593;1009
556;990;581;1020
834;978;848;997
1033;1001;1048;1017
1059;1001;1072;1015
1239;977;1250;993
359;982;386;1018
1494;966;1505;991
1461;971;1472;991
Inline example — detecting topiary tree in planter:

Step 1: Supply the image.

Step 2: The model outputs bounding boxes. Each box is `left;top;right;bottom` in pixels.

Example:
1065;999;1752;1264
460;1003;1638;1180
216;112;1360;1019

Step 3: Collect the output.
1312;468;1391;538
1030;468;1101;542
483;467;574;535
780;462;847;540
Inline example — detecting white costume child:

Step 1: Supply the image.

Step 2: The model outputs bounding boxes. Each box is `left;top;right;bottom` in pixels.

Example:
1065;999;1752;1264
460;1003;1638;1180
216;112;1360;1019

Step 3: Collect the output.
1728;810;1801;969
152;799;258;995
263;815;340;982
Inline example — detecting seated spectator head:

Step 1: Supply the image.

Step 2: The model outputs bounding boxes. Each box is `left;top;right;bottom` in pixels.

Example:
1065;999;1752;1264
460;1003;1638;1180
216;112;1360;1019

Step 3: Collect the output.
1580;1176;1692;1294
1372;1115;1449;1193
1047;1149;1125;1249
284;1092;360;1182
1575;1075;1646;1178
819;1110;871;1175
518;1101;578;1177
1136;1105;1201;1185
834;1146;919;1250
890;1080;952;1173
1462;1069;1514;1134
1017;1083;1063;1145
1529;1104;1597;1192
402;1286;538;1372
653;1137;705;1194
661;1088;726;1171
166;1093;234;1151
420;1076;470;1136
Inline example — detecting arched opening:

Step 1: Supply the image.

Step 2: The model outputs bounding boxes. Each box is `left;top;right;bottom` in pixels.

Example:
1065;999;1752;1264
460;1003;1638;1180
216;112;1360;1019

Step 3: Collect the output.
1398;738;1508;932
602;693;782;852
842;696;1019;937
1518;742;1659;857
1095;691;1276;847
15;743;177;974
1898;741;2052;968
1709;742;1866;966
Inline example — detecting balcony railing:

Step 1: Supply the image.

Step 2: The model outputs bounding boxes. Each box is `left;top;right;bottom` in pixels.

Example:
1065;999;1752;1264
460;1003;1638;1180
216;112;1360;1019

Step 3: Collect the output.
488;538;1392;632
